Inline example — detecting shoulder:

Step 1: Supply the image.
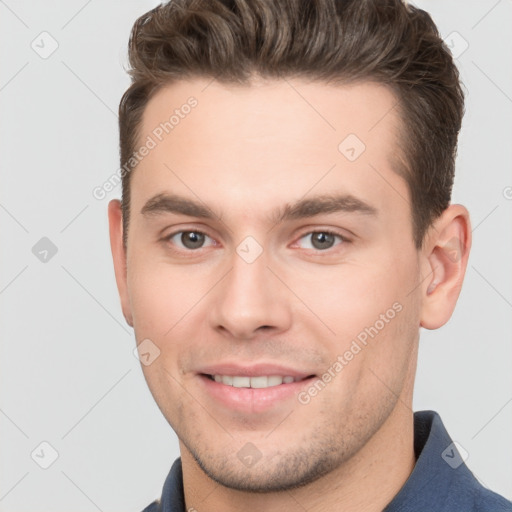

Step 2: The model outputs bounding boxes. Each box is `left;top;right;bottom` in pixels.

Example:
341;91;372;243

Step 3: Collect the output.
385;411;512;512
141;500;161;512
472;486;512;512
139;458;185;512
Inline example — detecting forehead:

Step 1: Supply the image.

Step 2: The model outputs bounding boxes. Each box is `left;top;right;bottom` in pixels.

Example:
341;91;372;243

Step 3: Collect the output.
131;77;408;222
141;77;401;155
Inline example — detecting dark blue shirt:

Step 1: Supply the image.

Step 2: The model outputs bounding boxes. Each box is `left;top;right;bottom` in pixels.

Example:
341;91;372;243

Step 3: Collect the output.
142;411;512;511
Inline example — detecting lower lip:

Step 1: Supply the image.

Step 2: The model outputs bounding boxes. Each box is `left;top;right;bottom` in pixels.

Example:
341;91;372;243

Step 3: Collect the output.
198;375;315;413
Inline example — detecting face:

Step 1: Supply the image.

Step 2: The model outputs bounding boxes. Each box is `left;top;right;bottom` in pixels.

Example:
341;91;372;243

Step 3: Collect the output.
113;78;425;491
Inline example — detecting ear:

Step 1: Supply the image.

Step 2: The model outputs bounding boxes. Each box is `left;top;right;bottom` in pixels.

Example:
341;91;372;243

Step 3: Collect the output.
419;204;472;330
108;199;133;327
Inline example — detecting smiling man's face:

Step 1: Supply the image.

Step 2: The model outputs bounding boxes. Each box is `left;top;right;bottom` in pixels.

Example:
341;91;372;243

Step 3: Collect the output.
110;77;427;492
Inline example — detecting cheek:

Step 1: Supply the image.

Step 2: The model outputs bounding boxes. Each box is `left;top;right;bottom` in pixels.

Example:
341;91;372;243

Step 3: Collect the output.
126;258;208;337
336;272;420;403
293;260;412;340
310;296;418;426
126;259;217;385
295;250;419;386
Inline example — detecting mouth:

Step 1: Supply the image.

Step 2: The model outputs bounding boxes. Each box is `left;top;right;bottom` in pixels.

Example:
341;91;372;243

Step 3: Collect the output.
203;374;314;389
197;367;317;413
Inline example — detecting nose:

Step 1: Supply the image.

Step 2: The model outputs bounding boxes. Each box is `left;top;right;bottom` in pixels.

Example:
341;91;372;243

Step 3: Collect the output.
209;250;293;341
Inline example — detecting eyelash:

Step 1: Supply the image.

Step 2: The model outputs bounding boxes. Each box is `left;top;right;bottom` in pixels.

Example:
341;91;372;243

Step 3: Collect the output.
162;228;351;253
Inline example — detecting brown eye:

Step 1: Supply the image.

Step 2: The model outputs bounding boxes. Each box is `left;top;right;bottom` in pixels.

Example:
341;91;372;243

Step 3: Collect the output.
181;231;205;249
168;231;213;250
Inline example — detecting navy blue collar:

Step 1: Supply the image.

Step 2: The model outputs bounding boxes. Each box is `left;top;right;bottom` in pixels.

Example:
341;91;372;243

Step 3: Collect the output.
144;411;511;512
383;411;511;510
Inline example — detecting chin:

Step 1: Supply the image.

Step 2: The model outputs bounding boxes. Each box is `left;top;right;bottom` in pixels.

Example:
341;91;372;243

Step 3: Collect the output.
185;436;348;493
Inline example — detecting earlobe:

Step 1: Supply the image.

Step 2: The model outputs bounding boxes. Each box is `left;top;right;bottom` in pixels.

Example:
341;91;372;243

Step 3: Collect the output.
420;204;471;330
108;199;134;327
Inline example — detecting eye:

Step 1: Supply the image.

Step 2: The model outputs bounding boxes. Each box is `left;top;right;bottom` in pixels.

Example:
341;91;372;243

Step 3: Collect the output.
296;231;345;251
167;230;216;250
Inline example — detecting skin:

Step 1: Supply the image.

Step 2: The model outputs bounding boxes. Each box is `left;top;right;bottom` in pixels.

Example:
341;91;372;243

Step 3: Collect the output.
108;77;471;512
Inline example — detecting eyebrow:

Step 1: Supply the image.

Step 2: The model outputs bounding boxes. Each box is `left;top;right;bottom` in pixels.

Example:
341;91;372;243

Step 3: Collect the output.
140;192;378;223
141;193;215;219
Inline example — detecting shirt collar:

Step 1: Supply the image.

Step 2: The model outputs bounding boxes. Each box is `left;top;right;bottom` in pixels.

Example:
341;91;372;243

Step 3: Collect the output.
383;410;463;510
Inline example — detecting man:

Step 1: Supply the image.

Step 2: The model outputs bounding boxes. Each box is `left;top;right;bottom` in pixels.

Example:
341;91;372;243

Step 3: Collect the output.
108;0;512;510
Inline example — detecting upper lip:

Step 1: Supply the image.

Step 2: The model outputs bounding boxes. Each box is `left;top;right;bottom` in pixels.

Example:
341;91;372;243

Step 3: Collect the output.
197;363;315;379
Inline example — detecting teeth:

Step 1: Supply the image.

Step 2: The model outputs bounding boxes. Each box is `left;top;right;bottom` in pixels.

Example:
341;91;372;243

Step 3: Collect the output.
250;376;269;388
222;375;233;385
232;376;250;388
267;376;283;386
212;375;299;388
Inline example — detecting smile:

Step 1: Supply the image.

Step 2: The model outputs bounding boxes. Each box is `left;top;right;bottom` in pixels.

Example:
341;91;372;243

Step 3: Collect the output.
208;375;305;388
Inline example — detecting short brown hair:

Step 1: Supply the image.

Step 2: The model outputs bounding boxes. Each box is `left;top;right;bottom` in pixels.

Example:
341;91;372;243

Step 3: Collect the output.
118;0;464;248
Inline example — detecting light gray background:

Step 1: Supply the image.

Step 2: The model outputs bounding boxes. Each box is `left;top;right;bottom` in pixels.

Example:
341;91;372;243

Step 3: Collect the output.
0;1;511;511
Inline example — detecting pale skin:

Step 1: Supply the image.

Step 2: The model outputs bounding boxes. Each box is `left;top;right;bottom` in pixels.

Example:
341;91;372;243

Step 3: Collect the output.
109;78;471;512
